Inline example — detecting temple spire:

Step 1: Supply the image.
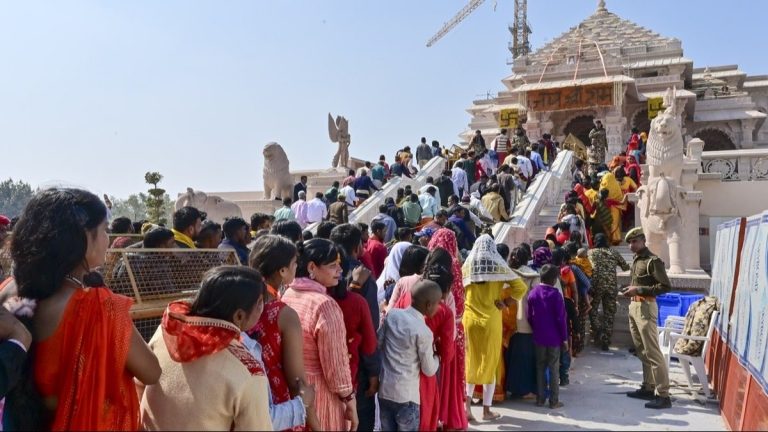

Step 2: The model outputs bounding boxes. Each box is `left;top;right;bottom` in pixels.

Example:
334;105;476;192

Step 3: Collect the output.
597;0;607;13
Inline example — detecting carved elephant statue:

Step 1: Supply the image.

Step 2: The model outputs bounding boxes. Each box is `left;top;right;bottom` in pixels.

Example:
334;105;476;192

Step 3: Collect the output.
175;188;243;223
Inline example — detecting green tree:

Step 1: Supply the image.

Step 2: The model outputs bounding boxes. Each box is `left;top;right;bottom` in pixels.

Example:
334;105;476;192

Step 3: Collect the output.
160;193;175;224
144;172;167;225
110;193;149;221
0;178;35;218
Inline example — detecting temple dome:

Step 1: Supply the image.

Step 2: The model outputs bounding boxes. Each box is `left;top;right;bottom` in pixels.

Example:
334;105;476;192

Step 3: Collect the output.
526;2;682;68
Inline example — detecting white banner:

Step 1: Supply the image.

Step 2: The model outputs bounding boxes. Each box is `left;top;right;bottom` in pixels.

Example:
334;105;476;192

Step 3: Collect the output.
710;218;741;334
731;215;762;361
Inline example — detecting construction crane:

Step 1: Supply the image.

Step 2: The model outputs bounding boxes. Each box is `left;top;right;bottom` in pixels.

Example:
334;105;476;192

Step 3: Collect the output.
426;0;531;59
510;0;531;58
426;0;488;48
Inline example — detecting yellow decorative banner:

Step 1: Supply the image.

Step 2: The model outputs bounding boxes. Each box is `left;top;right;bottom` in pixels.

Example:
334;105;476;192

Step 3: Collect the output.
648;97;664;119
499;109;519;129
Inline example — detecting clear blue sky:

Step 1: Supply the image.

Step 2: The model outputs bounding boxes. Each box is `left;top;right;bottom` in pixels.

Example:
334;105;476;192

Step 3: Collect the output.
1;0;765;199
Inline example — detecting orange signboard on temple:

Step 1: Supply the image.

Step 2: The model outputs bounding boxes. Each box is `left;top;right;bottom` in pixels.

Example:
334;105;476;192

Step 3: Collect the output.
527;83;614;111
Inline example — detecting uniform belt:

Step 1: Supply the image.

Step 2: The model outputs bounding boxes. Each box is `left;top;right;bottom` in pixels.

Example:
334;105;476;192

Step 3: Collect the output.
631;295;655;302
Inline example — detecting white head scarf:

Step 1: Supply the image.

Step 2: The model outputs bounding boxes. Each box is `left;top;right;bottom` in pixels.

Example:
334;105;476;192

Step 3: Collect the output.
376;242;412;303
462;234;519;286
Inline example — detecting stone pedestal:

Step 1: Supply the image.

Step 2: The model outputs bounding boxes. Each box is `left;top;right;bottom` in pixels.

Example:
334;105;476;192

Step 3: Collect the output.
237;199;282;219
307;168;348;197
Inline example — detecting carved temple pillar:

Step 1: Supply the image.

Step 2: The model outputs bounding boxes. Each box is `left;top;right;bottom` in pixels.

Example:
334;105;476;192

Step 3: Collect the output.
524;111;543;143
740;118;757;149
603;106;626;158
678;137;705;272
540;112;554;138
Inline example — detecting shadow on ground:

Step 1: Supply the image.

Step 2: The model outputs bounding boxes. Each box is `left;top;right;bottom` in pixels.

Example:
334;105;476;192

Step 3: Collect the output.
469;347;723;431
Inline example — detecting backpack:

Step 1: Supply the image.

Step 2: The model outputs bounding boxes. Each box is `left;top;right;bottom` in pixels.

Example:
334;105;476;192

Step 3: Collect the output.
673;296;718;356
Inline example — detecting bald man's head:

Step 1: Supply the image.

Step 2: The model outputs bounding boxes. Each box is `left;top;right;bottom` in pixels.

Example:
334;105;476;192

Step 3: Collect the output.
411;279;443;317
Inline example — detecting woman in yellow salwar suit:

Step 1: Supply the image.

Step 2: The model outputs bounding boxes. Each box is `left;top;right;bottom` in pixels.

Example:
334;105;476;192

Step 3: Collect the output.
462;235;527;421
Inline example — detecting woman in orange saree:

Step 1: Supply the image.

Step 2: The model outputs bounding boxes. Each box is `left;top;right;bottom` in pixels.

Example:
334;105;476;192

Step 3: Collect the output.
33;287;139;430
6;188;160;431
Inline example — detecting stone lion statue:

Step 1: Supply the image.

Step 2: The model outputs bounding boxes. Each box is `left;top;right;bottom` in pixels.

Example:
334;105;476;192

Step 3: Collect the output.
175;188;243;223
263;142;293;200
636;88;687;273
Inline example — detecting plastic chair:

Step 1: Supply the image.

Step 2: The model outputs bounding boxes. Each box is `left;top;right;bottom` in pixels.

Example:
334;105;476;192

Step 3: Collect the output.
658;315;686;350
667;311;719;399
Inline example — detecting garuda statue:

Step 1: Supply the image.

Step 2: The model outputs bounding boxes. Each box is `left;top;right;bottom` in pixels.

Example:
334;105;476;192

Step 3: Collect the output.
328;113;351;169
636;88;686;273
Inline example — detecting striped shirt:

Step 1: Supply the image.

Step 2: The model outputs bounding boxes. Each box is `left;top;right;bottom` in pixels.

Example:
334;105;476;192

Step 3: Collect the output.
493;134;511;153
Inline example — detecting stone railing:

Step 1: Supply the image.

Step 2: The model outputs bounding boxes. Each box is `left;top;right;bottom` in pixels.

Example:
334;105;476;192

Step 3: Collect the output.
694;96;754;110
349;156;446;225
493;150;574;246
701;149;768;182
634;75;683;87
523;59;622;76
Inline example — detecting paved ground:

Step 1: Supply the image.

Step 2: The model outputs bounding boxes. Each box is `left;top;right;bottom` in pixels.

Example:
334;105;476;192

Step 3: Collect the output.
469;345;725;431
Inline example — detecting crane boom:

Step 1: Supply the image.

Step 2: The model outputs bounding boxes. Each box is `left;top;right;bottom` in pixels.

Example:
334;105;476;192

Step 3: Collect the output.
426;0;487;47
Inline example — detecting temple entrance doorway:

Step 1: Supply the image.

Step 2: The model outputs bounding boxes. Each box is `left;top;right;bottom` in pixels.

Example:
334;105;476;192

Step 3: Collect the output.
564;115;596;146
632;109;652;135
695;128;736;151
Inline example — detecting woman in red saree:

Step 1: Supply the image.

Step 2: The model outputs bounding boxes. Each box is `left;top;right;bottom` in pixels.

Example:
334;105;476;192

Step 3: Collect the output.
427;229;468;430
248;235;319;431
7;188;160;431
625;155;642;186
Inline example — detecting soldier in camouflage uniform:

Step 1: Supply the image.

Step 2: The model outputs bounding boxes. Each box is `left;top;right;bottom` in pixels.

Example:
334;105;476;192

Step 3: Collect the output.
587;120;608;173
510;126;530;154
587;233;630;350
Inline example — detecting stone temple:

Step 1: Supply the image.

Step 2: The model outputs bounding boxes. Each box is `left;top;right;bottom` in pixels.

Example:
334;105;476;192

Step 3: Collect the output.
462;1;768;153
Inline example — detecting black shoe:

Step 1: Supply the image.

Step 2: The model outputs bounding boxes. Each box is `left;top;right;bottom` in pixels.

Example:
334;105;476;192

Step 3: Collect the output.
601;342;610;351
549;401;564;409
535;399;546;407
626;388;655;401
645;396;672;409
560;377;570;386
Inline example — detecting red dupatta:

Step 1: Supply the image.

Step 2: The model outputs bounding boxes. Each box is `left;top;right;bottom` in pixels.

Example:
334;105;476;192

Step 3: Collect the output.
428;229;464;318
161;300;240;363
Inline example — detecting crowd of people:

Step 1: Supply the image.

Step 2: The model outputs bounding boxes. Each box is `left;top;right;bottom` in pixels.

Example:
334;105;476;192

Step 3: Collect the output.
0;123;675;431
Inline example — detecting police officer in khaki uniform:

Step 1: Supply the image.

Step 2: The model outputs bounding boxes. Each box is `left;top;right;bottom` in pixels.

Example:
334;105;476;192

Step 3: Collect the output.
621;227;672;409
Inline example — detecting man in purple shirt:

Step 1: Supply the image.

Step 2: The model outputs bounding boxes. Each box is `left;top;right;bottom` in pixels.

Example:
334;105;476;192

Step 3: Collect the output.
527;264;568;409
